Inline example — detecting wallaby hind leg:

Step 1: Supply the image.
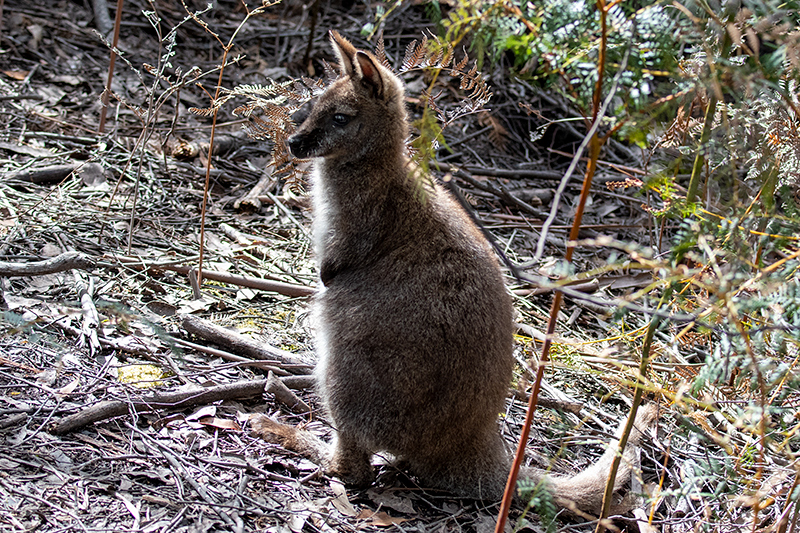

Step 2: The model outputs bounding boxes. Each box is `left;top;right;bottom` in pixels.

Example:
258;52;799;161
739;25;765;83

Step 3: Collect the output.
408;432;511;501
249;414;373;486
327;433;373;487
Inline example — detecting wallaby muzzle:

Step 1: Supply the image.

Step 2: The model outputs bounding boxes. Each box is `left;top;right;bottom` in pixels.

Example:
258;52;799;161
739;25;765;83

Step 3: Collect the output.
287;129;317;159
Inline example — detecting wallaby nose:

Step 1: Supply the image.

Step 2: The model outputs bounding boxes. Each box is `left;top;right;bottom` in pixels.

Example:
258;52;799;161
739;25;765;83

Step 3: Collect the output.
287;134;307;158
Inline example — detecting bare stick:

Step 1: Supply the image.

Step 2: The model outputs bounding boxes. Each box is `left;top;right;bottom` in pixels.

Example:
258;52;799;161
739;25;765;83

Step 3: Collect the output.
170;336;291;375
51;379;267;434
91;0;113;35
265;371;310;414
0;252;95;277
234;170;276;211
50;376;311;434
98;0;124;133
181;314;312;374
114;257;314;298
2;163;104;185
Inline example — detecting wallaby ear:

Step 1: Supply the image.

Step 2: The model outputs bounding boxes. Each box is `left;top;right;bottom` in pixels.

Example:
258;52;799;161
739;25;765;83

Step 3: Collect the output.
329;30;357;77
355;51;384;100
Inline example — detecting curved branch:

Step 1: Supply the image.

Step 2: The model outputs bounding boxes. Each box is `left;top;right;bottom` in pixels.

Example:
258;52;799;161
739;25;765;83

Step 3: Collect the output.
0;252;95;277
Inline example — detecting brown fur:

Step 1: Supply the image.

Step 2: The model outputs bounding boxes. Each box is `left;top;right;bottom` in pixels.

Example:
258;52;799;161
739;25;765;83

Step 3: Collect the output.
251;30;656;515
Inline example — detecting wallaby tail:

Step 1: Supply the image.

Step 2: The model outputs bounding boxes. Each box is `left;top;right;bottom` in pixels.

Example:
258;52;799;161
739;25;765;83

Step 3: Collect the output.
522;403;658;516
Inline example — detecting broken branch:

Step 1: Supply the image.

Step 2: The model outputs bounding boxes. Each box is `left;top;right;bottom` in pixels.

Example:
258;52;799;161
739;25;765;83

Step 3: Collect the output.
49;376;314;434
181;314;312;374
0;252;95;277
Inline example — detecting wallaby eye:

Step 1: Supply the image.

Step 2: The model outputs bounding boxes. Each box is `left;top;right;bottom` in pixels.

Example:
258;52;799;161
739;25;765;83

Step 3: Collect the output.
332;114;350;127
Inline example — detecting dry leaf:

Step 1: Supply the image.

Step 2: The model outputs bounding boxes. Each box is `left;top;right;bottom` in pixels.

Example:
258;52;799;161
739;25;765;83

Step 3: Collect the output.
3;70;29;81
116;492;140;521
56;377;80;398
27;24;44;49
366;488;416;514
330;480;358;517
186;406;217;421
197;416;241;431
52;75;82;86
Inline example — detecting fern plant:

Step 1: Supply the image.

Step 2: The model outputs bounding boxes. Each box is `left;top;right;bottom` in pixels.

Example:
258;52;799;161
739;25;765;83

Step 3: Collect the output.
516;478;558;533
194;32;494;186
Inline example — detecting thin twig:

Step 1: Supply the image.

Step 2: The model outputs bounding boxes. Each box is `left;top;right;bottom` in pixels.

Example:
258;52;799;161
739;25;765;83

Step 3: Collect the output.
495;11;636;533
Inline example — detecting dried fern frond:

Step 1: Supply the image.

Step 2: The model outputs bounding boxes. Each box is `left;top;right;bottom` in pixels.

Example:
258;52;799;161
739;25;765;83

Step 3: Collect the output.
396;33;457;73
421;88;447;124
402;36;429;70
385;34;493;134
189;105;216;118
439;45;454;70
374;33;393;70
606;178;644;190
225;81;295;104
321;60;339;82
450;54;470;77
478;111;509;152
210;78;321;186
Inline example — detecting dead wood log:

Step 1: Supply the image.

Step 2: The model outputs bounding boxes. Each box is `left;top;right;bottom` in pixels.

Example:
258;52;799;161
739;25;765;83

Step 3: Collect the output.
448;167;549;218
257;193;310;210
163;134;246;159
170;266;313;298
91;0;113;35
181;314;312;374
171;336;292;375
435;161;564;181
0;251;95;277
49;375;315;434
219;223;272;259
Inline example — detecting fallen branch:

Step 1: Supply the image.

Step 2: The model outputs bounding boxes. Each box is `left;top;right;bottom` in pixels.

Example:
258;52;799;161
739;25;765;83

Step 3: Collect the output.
451;167;548;218
181;314;312;374
265;371;310;414
171;336;292;375
219;223;272;259
169;266;313;298
435;161;563;181
55;320;155;356
0;252;95;277
2;163;105;184
111;256;314;298
234;172;275;211
163;133;246;158
49;375;314;434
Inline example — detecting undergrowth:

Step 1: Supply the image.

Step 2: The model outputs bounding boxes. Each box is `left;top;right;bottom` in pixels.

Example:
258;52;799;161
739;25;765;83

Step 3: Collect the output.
437;0;800;529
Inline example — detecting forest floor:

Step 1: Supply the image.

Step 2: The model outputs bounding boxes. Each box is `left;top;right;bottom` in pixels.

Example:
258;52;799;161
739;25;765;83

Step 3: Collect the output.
0;1;791;532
